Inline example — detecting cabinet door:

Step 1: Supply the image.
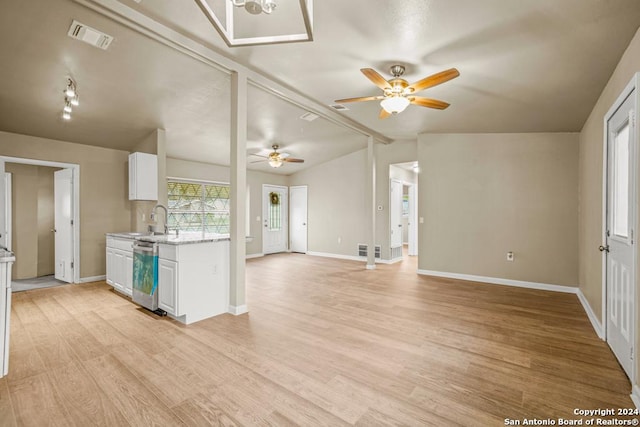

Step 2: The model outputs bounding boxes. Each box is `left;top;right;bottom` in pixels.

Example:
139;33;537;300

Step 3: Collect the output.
158;259;178;315
112;250;125;292
124;252;134;296
106;248;114;285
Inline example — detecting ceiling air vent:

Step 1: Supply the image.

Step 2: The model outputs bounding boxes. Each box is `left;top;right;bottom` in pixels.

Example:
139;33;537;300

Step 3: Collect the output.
330;104;349;111
67;20;114;50
299;112;319;122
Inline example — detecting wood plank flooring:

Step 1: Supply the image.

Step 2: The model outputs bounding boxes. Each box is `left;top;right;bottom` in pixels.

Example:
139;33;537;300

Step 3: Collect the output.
1;253;634;426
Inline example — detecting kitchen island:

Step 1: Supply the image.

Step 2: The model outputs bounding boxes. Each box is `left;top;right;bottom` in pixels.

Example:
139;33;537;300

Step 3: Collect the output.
106;232;229;324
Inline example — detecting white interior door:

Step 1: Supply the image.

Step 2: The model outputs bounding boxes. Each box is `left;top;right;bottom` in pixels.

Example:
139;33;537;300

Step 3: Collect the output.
54;169;74;283
604;90;636;379
263;185;288;255
408;184;418;256
390;179;403;249
290;186;308;253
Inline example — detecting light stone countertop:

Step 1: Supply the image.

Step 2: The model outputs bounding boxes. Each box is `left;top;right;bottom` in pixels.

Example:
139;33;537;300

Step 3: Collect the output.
106;232;244;246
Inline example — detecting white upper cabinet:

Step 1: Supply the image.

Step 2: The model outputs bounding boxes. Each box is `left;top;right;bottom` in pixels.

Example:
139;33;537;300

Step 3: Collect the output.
129;152;158;201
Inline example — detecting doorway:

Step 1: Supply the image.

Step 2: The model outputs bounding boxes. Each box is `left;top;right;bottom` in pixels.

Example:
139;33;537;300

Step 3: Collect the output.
262;184;288;254
389;163;419;261
602;79;638;380
0;157;80;287
289;185;308;254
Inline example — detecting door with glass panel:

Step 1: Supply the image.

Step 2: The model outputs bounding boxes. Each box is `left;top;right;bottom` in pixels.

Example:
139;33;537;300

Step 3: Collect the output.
263;185;288;254
603;90;636;378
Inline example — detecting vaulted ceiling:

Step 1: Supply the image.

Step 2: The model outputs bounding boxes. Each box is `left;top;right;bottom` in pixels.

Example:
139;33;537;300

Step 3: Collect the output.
1;0;639;174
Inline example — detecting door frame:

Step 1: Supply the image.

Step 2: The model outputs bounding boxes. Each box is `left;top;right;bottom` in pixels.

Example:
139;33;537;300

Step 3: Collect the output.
0;156;80;283
289;185;308;254
262;184;289;255
407;182;418;256
601;73;639;381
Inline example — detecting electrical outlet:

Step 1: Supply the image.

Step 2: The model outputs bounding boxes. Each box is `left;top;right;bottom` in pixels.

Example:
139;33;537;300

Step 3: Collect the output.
338;237;342;244
256;216;261;221
142;213;146;221
507;251;514;261
419;217;424;224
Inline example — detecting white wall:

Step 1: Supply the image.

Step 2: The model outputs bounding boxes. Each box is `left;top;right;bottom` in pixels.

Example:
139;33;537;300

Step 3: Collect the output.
289;149;367;257
417;132;579;286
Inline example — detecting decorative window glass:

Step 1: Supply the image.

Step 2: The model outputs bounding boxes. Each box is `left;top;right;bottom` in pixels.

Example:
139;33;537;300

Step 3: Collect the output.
167;180;230;234
269;191;281;231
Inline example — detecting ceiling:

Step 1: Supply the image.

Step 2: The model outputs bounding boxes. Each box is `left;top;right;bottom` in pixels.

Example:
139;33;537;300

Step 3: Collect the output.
1;0;640;175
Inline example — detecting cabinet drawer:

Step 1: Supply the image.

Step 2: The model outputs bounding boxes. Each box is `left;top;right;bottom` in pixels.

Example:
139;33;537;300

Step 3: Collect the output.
159;244;177;261
109;238;134;252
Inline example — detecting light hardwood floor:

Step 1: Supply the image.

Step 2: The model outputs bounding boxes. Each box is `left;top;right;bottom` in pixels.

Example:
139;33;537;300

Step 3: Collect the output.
0;253;634;426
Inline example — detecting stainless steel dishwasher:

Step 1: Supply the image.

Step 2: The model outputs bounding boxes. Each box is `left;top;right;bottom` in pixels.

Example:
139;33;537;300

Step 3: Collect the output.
132;240;164;314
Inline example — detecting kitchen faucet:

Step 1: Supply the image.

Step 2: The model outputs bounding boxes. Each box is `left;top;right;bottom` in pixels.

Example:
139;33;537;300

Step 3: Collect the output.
150;204;169;235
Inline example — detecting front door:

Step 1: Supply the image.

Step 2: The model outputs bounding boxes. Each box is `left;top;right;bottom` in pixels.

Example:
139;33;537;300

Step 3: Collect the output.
604;90;636;378
54;168;74;283
263;185;288;255
290;186;308;253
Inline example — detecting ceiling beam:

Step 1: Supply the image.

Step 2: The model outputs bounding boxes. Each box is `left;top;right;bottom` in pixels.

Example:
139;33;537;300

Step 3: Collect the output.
72;0;392;144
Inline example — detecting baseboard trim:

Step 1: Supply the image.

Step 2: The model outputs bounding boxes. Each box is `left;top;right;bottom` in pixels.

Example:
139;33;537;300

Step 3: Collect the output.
417;269;578;294
577;289;605;339
306;251;402;265
246;253;264;259
631;385;640;410
78;275;106;283
228;304;248;315
377;257;402;265
307;251;365;262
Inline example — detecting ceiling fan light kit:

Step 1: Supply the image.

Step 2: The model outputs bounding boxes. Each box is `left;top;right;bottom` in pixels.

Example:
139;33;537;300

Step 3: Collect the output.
335;65;459;119
381;96;410;114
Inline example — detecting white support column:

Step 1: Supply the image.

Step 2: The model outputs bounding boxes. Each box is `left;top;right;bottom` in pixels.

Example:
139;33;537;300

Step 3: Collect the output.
366;136;376;269
229;71;248;315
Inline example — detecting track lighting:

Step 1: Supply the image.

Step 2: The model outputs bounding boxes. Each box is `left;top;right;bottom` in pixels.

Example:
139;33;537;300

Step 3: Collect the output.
62;78;79;121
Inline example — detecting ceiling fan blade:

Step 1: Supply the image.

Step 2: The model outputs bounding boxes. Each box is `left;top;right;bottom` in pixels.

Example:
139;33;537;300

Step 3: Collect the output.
361;68;392;90
407;68;460;93
250;159;267;164
283;158;304;163
334;95;385;103
410;97;450;110
379;109;391;119
248;153;268;158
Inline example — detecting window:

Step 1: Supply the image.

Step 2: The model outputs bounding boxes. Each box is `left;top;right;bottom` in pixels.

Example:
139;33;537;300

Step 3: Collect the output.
167;179;230;234
613;122;630;238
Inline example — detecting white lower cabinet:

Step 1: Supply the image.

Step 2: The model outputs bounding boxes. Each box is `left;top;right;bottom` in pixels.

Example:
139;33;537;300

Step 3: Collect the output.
106;237;134;296
158;259;178;315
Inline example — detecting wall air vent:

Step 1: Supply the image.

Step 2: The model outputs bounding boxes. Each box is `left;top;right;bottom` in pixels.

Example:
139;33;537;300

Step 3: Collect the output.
357;244;381;259
300;112;319;122
67;20;114;50
330;104;349;111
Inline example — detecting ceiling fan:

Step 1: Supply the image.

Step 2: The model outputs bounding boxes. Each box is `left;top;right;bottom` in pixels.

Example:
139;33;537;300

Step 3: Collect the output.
250;144;304;168
335;65;460;119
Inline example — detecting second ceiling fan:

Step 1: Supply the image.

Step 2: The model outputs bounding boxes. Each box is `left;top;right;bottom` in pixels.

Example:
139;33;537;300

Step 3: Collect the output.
335;65;460;119
250;144;304;168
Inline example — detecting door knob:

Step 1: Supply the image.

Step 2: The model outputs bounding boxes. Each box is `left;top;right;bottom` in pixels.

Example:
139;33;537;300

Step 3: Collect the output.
599;245;609;252
51;229;57;233
303;223;306;226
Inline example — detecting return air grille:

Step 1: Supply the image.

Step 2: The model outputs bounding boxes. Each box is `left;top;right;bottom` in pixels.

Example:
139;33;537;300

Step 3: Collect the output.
67;20;114;50
330;104;349;111
357;244;380;258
